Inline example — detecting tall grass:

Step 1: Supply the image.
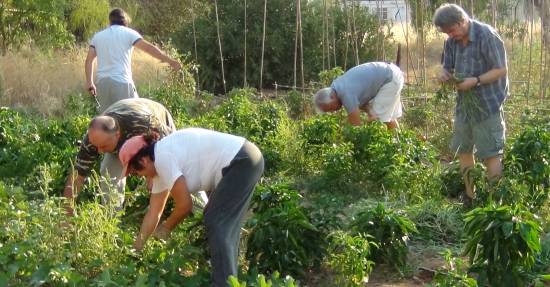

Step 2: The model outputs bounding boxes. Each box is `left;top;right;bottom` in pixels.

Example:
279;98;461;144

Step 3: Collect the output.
0;47;170;116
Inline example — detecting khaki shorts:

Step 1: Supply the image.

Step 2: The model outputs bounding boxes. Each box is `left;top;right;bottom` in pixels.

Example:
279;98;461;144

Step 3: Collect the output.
450;109;506;160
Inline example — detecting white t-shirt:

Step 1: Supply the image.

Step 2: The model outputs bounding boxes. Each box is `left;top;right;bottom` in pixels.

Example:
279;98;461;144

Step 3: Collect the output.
151;128;246;195
90;25;143;84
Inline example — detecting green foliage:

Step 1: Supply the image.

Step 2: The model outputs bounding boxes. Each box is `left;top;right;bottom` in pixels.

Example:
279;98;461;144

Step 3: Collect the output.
507;125;550;189
463;203;542;287
324;231;375;287
318;67;344;87
191;89;296;175
429;249;478;287
440;161;463;198
173;0;392;92
144;58;198;120
407;200;463;243
0;107;88;193
319;142;354;187
67;0;109;42
350;203;417;271
285;90;309;119
228;271;298;287
246;182;322;279
0;0;74;54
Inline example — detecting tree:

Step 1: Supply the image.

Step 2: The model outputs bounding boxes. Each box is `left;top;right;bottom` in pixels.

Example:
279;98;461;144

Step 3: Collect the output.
0;0;73;55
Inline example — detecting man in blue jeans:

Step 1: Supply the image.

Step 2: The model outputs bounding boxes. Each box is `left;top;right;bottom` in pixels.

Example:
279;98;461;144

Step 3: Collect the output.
434;4;508;203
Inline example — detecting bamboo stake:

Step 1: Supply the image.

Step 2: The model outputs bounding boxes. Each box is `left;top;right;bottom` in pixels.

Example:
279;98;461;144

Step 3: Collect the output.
343;0;350;70
351;0;359;65
243;0;247;87
332;0;337;68
259;0;267;94
293;0;298;89
322;0;326;70
299;0;305;92
213;0;226;94
190;0;200;92
527;0;534;104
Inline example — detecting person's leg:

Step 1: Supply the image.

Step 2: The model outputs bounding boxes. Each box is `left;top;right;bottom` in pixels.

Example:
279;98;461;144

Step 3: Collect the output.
203;142;264;286
484;155;503;182
473;109;505;185
96;78;138;113
458;153;476;199
99;153;126;209
450;116;475;200
371;64;404;128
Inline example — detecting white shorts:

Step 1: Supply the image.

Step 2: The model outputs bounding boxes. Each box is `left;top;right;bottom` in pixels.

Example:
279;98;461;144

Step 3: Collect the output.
369;64;404;122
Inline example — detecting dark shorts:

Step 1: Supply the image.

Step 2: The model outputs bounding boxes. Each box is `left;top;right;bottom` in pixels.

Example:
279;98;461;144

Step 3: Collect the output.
450;109;506;160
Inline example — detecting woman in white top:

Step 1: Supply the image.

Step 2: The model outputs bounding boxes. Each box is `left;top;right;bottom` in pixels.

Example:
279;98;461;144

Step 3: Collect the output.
119;128;264;286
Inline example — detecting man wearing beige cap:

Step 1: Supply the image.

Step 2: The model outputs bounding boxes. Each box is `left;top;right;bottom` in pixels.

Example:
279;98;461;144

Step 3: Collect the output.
313;61;404;129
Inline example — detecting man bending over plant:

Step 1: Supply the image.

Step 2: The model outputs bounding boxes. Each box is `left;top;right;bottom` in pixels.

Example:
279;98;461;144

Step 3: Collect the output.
434;4;508;204
63;98;176;214
313;61;404;129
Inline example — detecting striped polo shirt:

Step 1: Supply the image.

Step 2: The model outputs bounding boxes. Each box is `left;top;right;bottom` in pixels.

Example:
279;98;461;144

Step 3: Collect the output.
75;98;176;176
442;19;509;121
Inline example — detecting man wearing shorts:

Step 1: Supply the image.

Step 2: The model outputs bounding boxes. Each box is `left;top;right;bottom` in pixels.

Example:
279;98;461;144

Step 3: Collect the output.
434;4;508;202
313;61;404;129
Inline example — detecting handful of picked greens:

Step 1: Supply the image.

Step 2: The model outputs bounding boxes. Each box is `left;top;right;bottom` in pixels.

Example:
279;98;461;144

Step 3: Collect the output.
435;73;487;121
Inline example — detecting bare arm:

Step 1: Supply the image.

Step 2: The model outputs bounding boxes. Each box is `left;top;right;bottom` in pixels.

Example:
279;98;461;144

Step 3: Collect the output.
134;189;171;250
63;171;86;216
162;176;193;231
347;108;362;126
456;67;507;91
85;47;97;96
134;40;182;71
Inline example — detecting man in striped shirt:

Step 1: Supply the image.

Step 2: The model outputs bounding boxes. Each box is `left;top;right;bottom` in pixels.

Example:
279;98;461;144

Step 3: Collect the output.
434;4;508;204
63;98;175;213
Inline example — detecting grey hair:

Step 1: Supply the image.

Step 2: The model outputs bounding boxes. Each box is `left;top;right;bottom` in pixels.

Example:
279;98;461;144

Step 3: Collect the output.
433;4;469;29
313;87;334;113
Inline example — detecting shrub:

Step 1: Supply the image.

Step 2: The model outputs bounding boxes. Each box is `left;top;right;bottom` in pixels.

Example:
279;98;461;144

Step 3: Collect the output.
324;231;375;287
463;203;542;287
350;203;417;272
228;272;298;287
429;249;477;287
246;182;322;279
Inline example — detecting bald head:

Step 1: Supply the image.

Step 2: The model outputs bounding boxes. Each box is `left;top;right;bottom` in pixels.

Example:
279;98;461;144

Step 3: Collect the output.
88;116;120;153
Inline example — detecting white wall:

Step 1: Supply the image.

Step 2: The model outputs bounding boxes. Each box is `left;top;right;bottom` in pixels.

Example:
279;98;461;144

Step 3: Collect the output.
356;0;410;24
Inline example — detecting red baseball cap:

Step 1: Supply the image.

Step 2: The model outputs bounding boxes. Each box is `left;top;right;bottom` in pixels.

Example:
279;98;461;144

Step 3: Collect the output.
119;135;148;178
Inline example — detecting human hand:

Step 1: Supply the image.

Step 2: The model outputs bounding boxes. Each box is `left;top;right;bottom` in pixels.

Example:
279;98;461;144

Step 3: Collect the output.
456;77;477;91
87;83;96;96
133;237;146;252
169;59;182;71
153;222;171;241
437;68;452;83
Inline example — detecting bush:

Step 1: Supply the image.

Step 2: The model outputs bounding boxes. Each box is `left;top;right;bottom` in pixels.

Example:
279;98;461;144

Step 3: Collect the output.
246;182;322;279
463;203;542;287
324;231;375;287
350;203;417;272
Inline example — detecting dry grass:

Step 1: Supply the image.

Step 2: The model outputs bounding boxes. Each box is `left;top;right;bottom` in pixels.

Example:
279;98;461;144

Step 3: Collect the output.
0;47;169;116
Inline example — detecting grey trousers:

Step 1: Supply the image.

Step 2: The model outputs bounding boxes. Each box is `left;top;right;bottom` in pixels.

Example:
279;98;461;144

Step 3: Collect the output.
204;141;264;286
96;77;138;113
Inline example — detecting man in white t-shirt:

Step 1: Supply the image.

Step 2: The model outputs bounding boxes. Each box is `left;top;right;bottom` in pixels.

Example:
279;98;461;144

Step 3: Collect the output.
118;128;264;286
85;8;182;113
